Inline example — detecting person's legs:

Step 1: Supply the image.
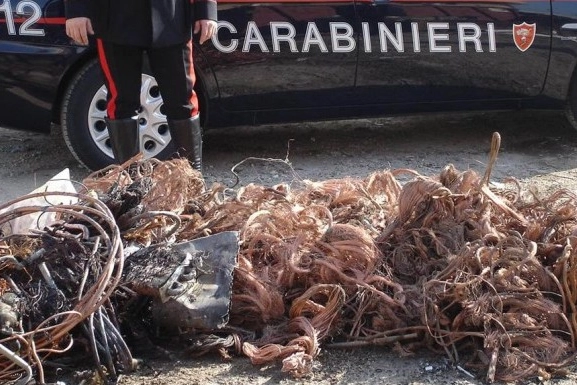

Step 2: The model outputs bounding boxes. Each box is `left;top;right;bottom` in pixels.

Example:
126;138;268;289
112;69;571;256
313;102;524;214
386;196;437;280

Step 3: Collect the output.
147;40;203;171
97;39;143;164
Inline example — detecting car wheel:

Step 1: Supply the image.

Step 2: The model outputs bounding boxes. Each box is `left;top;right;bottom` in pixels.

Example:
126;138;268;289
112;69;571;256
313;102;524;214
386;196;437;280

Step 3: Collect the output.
61;59;175;171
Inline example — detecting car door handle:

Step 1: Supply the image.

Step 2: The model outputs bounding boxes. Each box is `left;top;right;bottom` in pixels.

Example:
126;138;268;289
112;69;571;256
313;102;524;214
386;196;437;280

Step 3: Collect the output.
559;23;577;37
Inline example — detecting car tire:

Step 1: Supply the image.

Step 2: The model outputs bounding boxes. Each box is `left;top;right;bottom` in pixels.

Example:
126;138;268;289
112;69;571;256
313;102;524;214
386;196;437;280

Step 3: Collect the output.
61;58;176;171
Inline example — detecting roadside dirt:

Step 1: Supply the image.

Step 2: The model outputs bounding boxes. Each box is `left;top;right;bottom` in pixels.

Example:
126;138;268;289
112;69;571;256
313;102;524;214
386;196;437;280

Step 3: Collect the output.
3;110;577;201
2;110;577;385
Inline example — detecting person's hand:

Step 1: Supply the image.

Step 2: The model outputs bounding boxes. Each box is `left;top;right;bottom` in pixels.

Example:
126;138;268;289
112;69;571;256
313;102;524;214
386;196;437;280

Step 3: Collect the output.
65;17;94;45
194;20;217;44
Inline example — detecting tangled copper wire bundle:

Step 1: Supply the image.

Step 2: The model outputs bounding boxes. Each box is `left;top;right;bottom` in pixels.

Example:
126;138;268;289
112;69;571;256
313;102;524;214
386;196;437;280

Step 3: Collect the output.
2;132;577;383
176;135;577;381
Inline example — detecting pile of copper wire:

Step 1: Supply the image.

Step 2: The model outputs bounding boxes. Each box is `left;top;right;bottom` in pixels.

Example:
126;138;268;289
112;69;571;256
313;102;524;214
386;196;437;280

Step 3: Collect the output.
2;132;577;383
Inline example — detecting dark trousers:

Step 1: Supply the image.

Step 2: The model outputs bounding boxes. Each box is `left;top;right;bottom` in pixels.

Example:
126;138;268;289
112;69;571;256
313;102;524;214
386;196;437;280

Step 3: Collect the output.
96;38;199;120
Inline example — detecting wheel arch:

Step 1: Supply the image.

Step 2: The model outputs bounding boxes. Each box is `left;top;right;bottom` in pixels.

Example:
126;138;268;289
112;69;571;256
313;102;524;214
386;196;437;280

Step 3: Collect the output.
51;48;99;127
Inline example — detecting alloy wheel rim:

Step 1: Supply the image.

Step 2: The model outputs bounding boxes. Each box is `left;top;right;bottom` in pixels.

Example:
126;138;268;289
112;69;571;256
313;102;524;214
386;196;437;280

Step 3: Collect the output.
87;74;171;159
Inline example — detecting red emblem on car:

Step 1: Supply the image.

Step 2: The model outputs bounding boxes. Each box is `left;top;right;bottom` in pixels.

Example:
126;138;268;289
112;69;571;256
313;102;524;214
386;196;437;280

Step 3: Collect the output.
513;22;536;52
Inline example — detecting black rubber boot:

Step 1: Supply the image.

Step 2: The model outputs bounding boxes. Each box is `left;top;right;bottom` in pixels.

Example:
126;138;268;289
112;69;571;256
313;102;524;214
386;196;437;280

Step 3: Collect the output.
106;117;140;164
168;116;203;172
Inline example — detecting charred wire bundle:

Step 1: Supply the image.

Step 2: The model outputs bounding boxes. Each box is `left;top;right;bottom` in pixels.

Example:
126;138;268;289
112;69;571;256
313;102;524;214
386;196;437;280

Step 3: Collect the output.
0;157;207;384
0;190;126;384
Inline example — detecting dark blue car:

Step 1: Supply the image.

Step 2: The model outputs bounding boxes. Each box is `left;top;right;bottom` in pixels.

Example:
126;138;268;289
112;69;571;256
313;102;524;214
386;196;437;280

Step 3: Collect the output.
1;0;576;170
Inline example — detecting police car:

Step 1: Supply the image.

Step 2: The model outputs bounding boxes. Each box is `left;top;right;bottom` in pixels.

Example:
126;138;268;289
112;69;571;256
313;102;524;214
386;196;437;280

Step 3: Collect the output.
0;0;575;170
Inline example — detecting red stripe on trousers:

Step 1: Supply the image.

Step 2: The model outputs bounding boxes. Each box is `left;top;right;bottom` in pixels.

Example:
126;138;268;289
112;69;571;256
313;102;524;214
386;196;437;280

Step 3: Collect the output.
97;39;118;119
187;40;199;117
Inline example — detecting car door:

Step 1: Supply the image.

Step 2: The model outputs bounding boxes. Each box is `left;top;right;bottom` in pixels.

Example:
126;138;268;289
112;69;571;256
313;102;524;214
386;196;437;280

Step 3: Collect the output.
204;0;358;112
354;0;551;105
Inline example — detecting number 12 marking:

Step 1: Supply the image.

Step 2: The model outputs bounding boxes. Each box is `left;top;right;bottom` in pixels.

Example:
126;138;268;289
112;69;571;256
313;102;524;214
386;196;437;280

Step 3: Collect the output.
0;0;45;36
